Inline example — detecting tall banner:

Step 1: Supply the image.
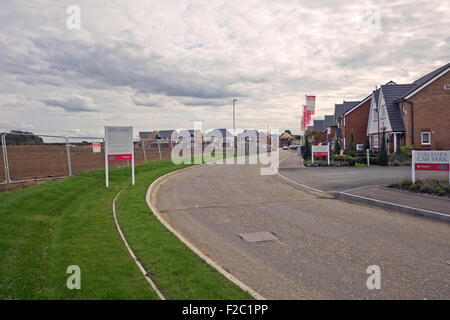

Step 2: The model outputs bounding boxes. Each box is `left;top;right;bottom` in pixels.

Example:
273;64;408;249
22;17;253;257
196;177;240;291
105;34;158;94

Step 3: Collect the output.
305;95;316;113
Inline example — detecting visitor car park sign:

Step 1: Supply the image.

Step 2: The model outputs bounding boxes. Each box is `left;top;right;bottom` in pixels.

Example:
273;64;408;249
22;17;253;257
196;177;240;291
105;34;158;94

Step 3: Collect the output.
104;126;135;187
412;150;449;183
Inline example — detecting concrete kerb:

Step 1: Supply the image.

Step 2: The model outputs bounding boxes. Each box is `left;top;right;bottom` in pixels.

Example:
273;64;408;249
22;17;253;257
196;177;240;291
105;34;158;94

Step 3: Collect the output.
336;191;450;223
275;162;450;223
146;163;266;300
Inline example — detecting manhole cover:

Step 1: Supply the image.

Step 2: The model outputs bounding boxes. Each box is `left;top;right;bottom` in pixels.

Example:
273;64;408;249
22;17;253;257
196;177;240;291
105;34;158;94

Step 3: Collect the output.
239;231;279;243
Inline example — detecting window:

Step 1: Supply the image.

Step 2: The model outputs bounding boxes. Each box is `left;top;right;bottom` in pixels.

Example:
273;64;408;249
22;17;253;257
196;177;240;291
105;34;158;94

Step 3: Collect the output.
373;135;379;148
421;132;431;145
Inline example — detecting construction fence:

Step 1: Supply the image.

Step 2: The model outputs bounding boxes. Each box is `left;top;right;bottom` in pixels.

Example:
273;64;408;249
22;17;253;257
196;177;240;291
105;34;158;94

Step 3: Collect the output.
0;131;176;187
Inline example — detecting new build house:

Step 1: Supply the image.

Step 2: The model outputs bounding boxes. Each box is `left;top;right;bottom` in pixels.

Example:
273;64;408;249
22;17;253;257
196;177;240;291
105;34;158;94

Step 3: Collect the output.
316;62;449;153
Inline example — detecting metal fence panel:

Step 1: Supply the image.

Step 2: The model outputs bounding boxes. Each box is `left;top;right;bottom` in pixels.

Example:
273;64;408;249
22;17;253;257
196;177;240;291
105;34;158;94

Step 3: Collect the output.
5;132;68;183
0;134;6;184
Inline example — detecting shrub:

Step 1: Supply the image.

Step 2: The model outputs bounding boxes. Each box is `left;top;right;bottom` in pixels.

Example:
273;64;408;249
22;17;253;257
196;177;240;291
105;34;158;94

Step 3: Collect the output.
436;188;447;196
399;145;416;156
378;129;388;166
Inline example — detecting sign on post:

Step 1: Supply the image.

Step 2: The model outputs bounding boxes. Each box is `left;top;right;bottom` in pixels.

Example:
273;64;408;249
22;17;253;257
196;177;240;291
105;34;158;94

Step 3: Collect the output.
92;142;101;153
312;144;330;165
104;126;135;187
412;150;449;183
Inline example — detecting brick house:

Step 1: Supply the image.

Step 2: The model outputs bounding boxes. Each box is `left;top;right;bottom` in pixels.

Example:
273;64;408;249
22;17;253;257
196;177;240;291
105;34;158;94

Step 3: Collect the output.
367;62;450;152
339;96;371;150
336;101;361;150
396;63;450;150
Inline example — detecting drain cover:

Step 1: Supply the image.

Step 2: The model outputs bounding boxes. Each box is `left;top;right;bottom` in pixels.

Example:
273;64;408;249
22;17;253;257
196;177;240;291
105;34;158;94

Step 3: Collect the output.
239;231;279;243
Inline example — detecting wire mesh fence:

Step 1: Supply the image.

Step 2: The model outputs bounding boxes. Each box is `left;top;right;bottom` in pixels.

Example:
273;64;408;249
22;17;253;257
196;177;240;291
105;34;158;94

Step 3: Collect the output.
0;131;178;187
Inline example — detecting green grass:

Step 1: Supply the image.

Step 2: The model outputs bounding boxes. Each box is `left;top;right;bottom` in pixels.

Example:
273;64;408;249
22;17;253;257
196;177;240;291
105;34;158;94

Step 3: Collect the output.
0;160;252;299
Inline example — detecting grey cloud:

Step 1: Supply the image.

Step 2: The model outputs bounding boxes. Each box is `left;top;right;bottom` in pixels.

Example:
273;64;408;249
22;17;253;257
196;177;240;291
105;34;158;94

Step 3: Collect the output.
41;95;97;112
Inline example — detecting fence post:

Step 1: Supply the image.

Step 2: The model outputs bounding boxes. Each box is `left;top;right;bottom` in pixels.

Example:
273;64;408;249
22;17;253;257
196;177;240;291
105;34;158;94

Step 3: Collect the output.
142;140;147;162
366;149;370;167
65;136;73;177
411;150;415;184
1;133;11;184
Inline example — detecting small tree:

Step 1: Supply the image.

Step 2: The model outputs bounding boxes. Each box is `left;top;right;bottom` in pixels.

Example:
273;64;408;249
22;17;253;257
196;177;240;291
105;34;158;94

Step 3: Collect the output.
334;139;340;155
364;138;370;151
303;134;311;160
378;129;388;166
349;130;356;152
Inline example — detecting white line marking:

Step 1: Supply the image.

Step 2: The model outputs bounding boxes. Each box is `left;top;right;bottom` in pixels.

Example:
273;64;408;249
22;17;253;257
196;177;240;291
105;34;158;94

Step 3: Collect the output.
113;188;166;300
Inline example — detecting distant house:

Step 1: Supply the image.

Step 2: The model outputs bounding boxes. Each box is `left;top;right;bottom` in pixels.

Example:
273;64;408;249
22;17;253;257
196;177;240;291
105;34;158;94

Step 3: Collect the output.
204;129;233;148
178;129;203;147
279;131;293;147
157;130;179;144
320;115;338;144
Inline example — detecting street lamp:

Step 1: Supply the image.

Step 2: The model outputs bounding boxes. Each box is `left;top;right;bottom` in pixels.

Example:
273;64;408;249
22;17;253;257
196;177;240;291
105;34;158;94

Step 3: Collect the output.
232;99;237;154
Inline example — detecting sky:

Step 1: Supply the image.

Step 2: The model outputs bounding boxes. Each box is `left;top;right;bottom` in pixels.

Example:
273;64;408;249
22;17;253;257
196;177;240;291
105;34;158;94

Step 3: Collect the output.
0;0;449;137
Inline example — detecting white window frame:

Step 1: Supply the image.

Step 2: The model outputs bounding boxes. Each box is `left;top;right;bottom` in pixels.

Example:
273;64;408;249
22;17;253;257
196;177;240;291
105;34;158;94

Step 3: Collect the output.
373;135;379;148
421;132;431;145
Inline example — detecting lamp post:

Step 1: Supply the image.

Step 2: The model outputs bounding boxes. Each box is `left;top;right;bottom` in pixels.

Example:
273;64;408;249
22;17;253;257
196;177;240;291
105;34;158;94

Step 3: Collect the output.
232;99;237;154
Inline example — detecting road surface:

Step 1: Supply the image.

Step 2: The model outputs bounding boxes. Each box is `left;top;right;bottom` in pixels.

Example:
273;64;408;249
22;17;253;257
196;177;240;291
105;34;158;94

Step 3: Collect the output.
153;158;450;299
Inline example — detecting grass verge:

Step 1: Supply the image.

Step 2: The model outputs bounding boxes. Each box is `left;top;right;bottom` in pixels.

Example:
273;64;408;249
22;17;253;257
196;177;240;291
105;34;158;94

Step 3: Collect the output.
0;160;252;299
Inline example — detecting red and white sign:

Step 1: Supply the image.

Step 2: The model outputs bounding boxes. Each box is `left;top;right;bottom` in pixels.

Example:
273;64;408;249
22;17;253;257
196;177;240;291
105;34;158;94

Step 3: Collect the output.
108;154;132;161
92;142;101;153
312;145;330;165
412;150;450;183
104;126;135;187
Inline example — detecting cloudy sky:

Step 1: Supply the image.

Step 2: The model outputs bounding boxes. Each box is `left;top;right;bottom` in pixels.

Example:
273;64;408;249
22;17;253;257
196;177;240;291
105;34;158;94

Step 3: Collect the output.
1;0;449;137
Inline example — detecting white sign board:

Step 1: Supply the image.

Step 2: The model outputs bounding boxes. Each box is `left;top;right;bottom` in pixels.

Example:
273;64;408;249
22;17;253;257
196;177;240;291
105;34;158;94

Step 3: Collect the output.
92;142;101;153
104;126;135;187
312;144;330;165
412;150;449;183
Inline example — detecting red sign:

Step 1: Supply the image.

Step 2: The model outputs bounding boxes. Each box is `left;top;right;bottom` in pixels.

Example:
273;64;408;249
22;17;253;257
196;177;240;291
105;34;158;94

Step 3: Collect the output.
313;152;328;156
108;154;132;161
415;163;449;171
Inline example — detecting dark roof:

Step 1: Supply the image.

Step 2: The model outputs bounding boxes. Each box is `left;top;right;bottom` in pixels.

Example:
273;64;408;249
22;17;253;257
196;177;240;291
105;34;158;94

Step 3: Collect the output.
380;84;416;132
157;130;176;138
373;89;380;108
178;129;202;137
205;128;232;137
238;129;259;138
399;62;450;99
334;103;344;120
313;120;325;132
139;131;154;138
343;101;360;113
324;115;336;127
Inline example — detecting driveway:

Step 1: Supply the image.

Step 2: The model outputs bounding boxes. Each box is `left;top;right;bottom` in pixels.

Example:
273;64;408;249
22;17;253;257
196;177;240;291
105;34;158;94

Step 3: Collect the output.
152;162;450;299
279;164;411;192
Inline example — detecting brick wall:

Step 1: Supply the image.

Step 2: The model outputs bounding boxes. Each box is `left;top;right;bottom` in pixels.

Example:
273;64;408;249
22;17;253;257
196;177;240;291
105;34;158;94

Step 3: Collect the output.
342;99;371;150
400;71;450;150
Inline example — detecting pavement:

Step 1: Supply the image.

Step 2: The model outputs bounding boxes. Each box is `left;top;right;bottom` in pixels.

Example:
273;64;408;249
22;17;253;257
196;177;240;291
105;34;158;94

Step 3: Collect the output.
152;157;450;299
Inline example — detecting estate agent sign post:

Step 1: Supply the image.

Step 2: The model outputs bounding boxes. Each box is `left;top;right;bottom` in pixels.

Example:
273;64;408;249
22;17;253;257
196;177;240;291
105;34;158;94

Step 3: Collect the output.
412;150;449;184
104;126;135;187
312;144;330;166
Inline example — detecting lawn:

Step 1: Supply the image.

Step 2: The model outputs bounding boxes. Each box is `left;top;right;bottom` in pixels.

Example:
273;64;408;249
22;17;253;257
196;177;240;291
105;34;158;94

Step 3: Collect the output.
0;160;252;299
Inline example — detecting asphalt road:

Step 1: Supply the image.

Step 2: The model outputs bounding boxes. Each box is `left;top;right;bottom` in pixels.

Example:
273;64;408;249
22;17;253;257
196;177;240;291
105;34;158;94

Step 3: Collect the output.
153;159;450;299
